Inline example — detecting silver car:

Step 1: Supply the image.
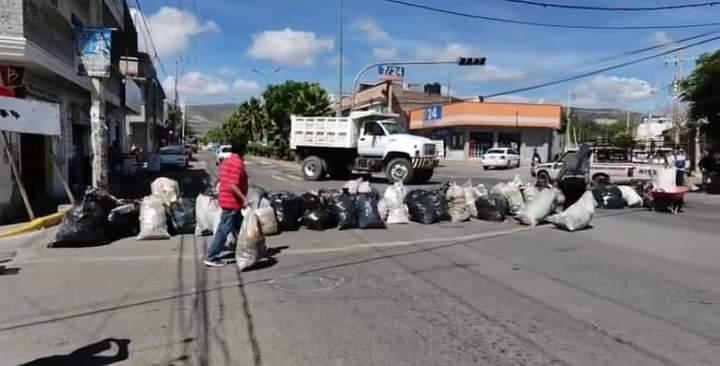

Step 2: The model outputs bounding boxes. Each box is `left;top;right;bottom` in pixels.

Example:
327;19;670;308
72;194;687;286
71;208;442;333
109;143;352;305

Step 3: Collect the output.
159;145;188;169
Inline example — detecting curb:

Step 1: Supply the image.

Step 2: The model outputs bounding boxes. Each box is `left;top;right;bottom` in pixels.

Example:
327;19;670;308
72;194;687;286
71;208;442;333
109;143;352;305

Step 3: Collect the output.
0;212;66;239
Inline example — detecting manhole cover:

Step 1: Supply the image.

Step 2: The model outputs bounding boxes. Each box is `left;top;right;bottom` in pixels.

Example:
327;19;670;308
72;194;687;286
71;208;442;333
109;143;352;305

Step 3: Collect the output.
268;274;346;293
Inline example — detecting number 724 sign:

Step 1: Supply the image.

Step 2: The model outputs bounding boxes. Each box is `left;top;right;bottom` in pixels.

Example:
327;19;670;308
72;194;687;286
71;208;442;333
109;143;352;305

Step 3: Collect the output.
378;65;405;81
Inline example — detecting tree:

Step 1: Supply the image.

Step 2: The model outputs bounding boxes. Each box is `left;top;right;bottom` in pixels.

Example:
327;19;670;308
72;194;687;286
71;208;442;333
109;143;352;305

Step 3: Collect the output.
682;50;720;144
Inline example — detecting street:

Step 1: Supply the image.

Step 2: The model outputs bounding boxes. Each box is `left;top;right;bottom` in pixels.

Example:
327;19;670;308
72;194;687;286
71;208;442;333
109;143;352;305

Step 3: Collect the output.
1;154;720;365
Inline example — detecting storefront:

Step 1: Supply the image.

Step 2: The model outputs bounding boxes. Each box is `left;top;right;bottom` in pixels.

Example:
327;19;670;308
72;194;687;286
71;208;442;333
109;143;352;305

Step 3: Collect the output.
409;102;562;162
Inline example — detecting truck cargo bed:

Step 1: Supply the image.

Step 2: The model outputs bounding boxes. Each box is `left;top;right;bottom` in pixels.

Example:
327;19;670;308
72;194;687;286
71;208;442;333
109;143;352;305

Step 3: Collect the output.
290;116;359;149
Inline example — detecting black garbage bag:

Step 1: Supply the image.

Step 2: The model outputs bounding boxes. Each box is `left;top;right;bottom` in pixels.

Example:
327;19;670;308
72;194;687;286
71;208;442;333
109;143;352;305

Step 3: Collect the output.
356;193;385;229
302;208;337;231
52;200;110;247
319;188;343;208
270;192;303;231
301;192;322;214
333;191;357;230
84;187;122;214
169;198;196;235
406;190;439;224
107;202;140;240
592;185;624;209
475;194;508;222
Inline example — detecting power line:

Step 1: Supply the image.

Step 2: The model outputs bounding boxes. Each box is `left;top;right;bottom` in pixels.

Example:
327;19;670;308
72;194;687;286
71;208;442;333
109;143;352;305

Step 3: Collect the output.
383;0;720;30
483;34;720;98
500;0;720;11
134;0;169;77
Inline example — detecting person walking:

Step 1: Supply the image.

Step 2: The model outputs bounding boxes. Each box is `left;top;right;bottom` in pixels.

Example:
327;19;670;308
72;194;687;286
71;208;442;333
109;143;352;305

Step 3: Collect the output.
557;144;592;210
532;147;542;165
204;138;248;267
672;146;688;186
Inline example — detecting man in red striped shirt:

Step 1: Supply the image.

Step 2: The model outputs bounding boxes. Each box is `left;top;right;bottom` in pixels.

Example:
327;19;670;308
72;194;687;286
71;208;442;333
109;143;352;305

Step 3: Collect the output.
205;139;248;267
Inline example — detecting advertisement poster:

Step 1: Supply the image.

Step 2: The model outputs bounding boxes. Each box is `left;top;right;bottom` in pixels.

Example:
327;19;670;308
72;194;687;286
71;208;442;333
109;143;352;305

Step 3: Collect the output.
76;27;113;78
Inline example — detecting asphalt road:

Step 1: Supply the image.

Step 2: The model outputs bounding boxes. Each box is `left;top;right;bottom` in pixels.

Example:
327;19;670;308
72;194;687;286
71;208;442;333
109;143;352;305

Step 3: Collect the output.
1;153;720;365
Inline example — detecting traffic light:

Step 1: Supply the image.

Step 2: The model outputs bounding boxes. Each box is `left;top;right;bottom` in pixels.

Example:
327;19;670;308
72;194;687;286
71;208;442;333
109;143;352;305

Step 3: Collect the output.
457;57;486;66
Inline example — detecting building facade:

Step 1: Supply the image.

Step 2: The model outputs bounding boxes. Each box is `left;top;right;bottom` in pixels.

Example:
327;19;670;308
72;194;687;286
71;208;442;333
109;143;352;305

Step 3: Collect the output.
0;0;139;223
409;102;562;162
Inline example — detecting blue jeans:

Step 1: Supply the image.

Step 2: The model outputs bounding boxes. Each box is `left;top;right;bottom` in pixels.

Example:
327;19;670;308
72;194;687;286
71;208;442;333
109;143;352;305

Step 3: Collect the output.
207;209;243;261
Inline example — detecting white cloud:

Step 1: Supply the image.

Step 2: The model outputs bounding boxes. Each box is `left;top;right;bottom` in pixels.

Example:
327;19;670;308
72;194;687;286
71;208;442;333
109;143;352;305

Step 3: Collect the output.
247;28;334;67
465;65;527;82
573;75;655;107
218;67;237;77
491;94;533;103
352;18;390;43
651;31;673;47
163;71;259;101
136;7;219;57
415;42;477;61
372;47;399;60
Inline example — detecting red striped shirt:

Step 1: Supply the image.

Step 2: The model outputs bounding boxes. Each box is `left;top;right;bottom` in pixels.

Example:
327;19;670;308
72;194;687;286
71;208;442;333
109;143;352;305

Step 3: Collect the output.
218;154;248;210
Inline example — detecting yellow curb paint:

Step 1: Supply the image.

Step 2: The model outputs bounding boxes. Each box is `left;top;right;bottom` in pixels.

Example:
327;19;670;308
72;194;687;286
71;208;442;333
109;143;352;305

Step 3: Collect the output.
0;211;66;239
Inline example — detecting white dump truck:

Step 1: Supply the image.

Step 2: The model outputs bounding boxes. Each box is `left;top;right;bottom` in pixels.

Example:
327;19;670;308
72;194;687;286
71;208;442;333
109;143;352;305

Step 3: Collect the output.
290;111;439;183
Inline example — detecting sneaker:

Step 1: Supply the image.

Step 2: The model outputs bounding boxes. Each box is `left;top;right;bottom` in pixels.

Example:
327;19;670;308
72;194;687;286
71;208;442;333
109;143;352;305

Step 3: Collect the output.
203;259;226;267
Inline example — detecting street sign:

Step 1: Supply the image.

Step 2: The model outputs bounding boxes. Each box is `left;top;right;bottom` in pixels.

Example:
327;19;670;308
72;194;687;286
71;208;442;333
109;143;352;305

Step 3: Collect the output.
424;105;442;122
76;27;113;78
378;65;405;81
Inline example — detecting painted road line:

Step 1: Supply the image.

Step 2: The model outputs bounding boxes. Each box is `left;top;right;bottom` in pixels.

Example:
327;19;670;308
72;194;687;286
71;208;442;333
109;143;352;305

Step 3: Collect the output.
285;174;303;181
272;175;288;181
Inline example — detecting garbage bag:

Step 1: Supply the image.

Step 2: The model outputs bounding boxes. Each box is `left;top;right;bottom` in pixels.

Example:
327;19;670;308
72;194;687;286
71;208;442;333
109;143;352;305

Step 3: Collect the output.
592;185;624;209
521;184;540;205
270;192;303;231
301;192;322;214
247;185;269;209
107;202;140;240
150;177;181;206
169;198;196;235
302;208;337;231
236;208;266;271
356;193;386;229
446;182;470;222
383;182;409;224
333;192;357;230
377;199;389;221
195;194;220;235
255;207;279;236
358;181;372;194
137;195;171;240
475;194;508;222
491;182;525;215
343;178;363;194
515;189;556;226
53;201;110;247
654;167;677;192
548;191;595;232
617;185;643;207
84;187;121;214
406;190;445;224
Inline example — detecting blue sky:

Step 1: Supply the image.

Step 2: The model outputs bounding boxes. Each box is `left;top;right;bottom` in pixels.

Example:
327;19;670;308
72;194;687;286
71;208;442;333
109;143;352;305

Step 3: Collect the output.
135;0;720;112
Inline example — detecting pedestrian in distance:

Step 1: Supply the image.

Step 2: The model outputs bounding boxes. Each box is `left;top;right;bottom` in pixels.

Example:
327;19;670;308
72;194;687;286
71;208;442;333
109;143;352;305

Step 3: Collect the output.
204;137;249;268
672;146;688;186
557;144;592;210
531;147;542;170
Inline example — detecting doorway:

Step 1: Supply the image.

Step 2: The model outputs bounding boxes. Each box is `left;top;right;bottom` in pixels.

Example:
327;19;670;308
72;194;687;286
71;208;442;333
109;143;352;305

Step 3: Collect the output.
20;133;46;201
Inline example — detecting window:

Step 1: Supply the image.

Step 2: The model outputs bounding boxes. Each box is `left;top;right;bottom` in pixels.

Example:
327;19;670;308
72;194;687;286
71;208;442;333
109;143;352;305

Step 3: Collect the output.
363;122;384;136
381;122;405;135
450;132;465;150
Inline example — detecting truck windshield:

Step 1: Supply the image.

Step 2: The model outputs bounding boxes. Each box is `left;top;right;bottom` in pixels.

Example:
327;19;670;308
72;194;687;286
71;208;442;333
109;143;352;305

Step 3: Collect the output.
382;122;406;135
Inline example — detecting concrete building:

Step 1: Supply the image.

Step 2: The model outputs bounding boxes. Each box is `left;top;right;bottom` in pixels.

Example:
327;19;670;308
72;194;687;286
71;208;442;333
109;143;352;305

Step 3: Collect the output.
409;102;562;162
0;0;140;223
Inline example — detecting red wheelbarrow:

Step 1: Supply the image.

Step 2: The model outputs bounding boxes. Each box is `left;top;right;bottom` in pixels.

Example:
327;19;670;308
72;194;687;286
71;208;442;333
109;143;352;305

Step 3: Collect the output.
649;186;689;214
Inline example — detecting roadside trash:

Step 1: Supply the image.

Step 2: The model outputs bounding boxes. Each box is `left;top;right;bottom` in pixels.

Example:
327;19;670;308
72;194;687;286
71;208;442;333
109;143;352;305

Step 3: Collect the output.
446;182;470;222
150;177;181;206
356;193;386;229
384;182;409;224
255;207;279;236
521;184;540;205
343;178;363;194
491;182;525;215
236;208;266;271
377;199;389;221
516;189;556;226
475;194;508;222
247;185;269;209
406;189;448;224
592;185;624;209
301;192;322;214
358;181;372;194
654;167;677;192
170;198;196;235
617;185;643;207
548;191;595;232
107;202;140;240
137;195;171;240
302;208;337;231
270;192;303;231
195;194;220;235
53;201;110;247
333;191;358;230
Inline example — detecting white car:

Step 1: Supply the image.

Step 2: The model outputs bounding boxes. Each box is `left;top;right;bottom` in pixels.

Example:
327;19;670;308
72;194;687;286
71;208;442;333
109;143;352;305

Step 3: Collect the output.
216;145;232;166
159;145;188;169
481;148;521;170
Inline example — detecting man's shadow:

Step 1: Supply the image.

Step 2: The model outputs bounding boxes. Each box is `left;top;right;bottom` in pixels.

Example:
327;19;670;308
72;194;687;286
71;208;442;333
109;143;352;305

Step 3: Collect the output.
19;338;130;366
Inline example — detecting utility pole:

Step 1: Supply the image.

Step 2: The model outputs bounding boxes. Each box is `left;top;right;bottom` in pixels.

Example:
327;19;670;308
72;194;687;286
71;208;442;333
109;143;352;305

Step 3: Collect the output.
89;0;108;189
565;87;573;148
626;109;630;134
336;0;344;117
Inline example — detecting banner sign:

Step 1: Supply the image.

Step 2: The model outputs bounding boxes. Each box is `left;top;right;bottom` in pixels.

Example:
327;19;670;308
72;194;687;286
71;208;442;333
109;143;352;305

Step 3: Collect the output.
0;96;61;135
423;105;442;122
0;66;25;88
76;27;113;78
378;65;405;82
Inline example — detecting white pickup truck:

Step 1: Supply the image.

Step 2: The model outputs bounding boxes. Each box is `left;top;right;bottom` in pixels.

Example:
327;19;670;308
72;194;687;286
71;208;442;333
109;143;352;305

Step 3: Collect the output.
533;147;664;185
290;111;439;183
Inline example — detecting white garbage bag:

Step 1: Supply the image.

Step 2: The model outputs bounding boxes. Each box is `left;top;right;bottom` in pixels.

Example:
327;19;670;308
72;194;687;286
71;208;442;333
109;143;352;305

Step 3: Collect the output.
446;182;470;222
462;180;479;217
548;191;595;232
383;182;410;224
654;167;677;191
515;188;556;226
358;181;372;194
195;194;220;235
255;207;279;236
617;185;643;207
343;178;363;194
377;199;389;221
137;195;170;240
236;208;266;271
150;177;181;206
491;182;525;215
521;184;539;204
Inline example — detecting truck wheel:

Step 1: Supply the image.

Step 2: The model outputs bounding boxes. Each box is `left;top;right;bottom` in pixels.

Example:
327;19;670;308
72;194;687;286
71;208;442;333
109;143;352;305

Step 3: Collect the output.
414;170;433;184
386;158;414;184
302;156;325;181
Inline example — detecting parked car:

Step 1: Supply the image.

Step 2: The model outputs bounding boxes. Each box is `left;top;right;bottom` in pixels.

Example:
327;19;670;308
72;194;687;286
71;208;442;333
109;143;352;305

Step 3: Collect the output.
216;145;232;166
481;148;521;170
159;145;189;169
